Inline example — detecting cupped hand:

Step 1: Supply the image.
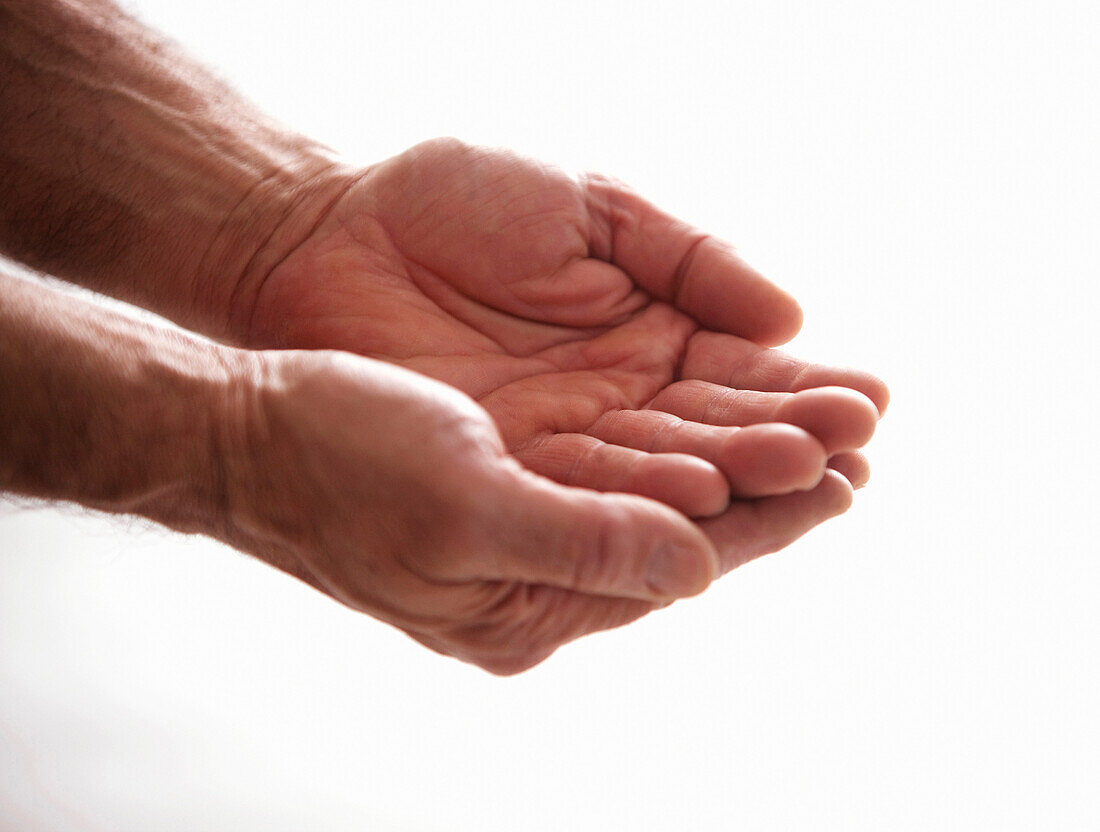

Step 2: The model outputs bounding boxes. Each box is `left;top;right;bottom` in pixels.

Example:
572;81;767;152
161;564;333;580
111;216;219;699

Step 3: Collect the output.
239;137;888;572
228;350;725;675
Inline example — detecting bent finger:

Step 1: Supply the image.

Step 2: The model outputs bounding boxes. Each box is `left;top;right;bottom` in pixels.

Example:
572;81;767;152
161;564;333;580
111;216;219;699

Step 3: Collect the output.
581;173;802;345
513;432;730;518
700;470;855;574
681;331;890;415
585;409;827;498
647;380;879;454
828;451;871;489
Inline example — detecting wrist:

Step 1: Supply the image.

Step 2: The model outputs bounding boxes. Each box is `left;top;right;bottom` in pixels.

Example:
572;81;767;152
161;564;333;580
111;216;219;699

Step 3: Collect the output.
0;0;360;343
142;341;262;538
199;152;364;346
203;348;339;581
0;270;251;537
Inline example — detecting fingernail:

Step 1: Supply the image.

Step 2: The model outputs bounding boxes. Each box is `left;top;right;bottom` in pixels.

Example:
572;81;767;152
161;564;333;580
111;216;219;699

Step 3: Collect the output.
646;543;713;598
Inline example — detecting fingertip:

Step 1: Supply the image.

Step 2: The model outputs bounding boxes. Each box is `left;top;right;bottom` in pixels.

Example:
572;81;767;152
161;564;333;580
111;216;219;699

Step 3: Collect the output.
780;386;880;453
637;454;731;519
820;469;856;516
828;451;871;490
719;271;804;347
833;372;890;417
721;423;828;497
870;377;891;416
778;424;829;491
692;465;734;518
645;537;718;599
710;242;803;346
754;289;804;347
630;496;721;600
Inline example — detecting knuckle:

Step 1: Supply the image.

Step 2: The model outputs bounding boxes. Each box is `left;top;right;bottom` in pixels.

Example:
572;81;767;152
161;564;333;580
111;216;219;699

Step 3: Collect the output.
578;169;632;193
416;135;470;156
567;507;618;592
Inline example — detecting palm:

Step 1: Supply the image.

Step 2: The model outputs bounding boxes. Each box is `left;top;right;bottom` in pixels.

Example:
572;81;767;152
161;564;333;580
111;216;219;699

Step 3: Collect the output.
252;138;698;436
247;138;886;539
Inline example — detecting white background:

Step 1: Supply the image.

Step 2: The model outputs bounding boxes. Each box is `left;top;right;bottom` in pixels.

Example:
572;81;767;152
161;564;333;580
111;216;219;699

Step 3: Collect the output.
2;1;1098;829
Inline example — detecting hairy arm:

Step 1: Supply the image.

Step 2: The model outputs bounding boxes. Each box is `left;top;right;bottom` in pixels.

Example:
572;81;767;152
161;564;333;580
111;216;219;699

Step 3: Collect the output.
0;268;238;530
0;0;349;339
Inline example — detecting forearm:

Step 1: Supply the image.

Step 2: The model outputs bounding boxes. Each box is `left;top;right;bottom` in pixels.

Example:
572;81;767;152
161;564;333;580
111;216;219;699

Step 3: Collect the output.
0;0;354;341
0;268;245;533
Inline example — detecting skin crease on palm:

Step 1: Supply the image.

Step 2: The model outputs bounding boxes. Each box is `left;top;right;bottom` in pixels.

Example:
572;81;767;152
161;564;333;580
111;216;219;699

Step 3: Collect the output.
243;136;887;517
221;137;889;672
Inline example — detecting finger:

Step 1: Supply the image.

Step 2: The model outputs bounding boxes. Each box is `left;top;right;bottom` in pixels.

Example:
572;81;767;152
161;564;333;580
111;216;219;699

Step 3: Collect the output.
512;432;730;518
647;380;879;454
700;470;855;574
581;173;803;345
475;464;722;601
410;584;659;676
681;331;891;415
828;451;871;489
585;409;827;498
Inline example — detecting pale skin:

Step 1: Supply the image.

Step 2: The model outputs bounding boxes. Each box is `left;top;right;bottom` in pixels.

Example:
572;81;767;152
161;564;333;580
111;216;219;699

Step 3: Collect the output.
0;0;887;674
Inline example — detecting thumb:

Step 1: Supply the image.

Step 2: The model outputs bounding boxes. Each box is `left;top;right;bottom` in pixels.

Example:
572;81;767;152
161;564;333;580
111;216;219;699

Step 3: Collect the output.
480;466;720;601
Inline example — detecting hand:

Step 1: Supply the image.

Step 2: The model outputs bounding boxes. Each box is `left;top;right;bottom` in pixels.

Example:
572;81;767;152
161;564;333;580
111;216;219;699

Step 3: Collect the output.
237;138;888;569
0;4;887;675
226;350;725;675
0;265;725;677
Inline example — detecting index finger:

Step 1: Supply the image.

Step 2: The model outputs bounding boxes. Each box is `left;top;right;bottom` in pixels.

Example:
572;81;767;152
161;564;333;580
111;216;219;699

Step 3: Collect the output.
581;172;803;346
